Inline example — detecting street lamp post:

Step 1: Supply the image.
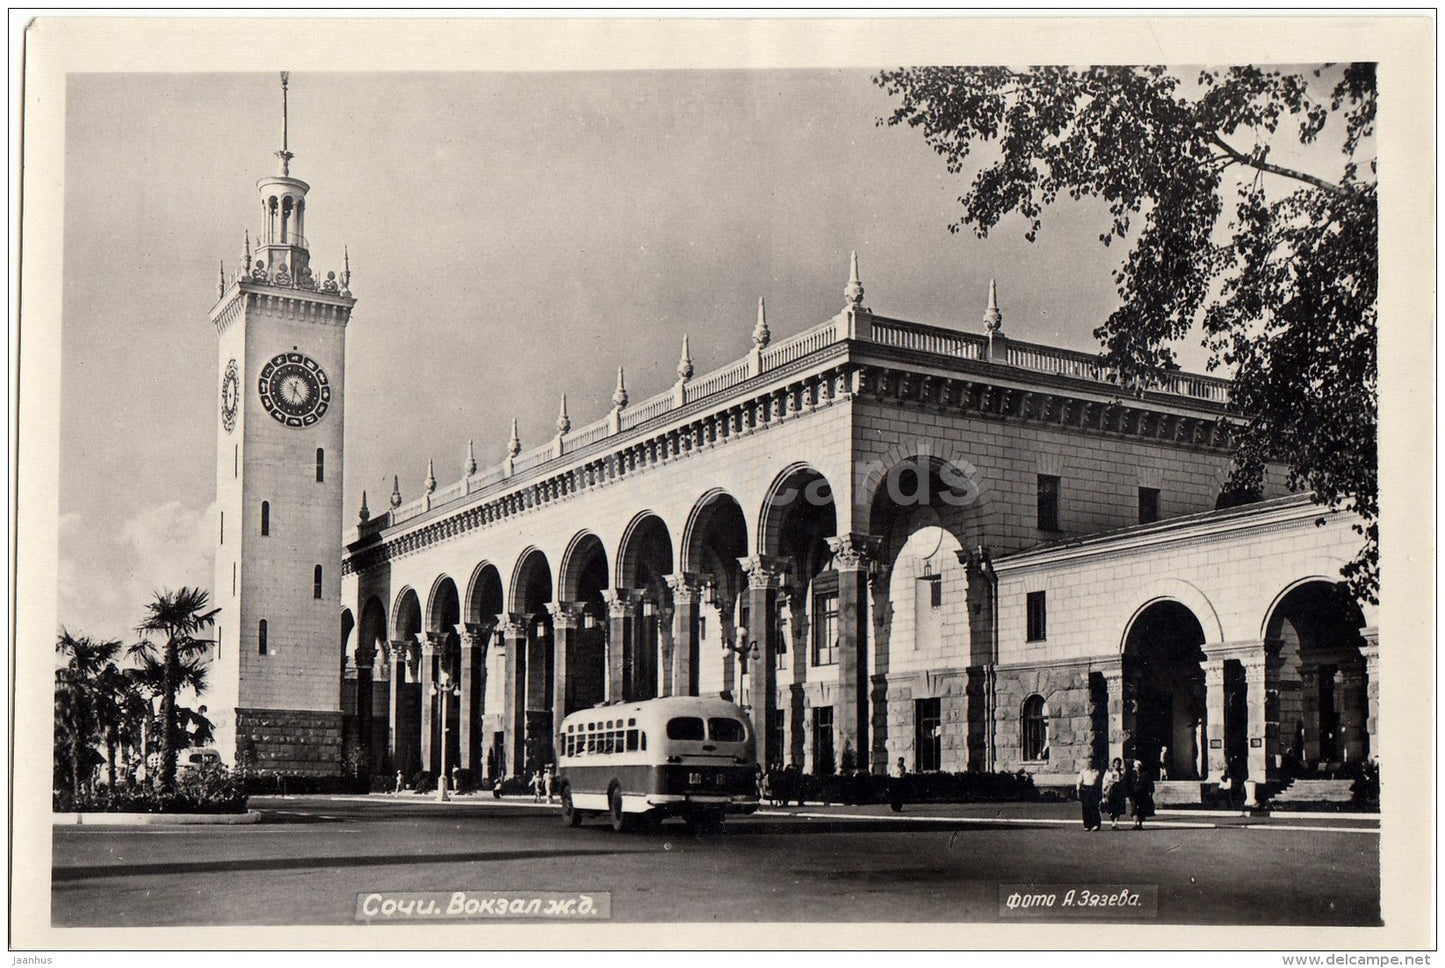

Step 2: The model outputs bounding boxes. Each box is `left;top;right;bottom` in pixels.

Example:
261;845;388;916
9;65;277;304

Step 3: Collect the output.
431;673;460;802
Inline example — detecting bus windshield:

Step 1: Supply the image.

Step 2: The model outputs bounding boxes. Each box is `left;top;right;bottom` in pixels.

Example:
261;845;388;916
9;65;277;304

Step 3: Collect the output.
666;717;705;741
707;717;747;743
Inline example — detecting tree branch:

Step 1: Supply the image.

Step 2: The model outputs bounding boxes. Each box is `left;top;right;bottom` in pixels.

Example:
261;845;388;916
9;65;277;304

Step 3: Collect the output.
1207;132;1354;198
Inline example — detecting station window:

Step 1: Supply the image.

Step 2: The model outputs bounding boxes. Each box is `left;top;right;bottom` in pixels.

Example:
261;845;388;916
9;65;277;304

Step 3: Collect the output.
313;564;323;599
1037;475;1060;531
316;448;325;483
1022;695;1049;761
813;591;839;666
1026;591;1047;642
219;511;224;545
1138;486;1161;525
216;626;222;660
258;619;268;656
260;501;270;536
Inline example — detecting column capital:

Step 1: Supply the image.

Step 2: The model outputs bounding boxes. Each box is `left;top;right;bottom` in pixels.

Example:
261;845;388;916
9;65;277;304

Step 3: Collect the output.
389;637;418;661
423;630;449;654
737;555;789;590
827;532;883;571
1201;640;1269;664
458;620;496;648
354;640;378;668
497;613;529;639
601;588;642;618
547;599;587;628
664;572;707;603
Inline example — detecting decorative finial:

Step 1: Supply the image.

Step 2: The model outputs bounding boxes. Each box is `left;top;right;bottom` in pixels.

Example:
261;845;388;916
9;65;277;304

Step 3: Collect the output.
752;297;771;349
276;72;294;177
844;250;865;308
677;335;694;382
556;394;572;436
390;475;402;509
612;367;629;410
343;246;351;287
358;490;370;522
984;278;1003;333
464;439;477;476
217;261;226;297
507;417;522;458
243;230;252;270
424;459;437;494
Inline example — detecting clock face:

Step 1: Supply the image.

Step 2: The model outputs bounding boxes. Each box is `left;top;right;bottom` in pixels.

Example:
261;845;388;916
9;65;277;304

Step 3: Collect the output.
220;359;240;433
258;352;331;428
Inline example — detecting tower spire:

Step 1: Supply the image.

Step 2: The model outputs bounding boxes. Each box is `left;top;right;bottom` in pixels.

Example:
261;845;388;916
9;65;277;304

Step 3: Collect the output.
556;394;572;436
277;72;294;176
390;475;402;509
508;417;522;458
464;439;477;476
844;250;865;309
677;335;694;383
612;367;629;410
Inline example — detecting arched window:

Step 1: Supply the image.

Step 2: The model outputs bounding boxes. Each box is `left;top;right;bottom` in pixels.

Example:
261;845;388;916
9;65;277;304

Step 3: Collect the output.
1022;694;1049;761
313;564;323;599
258;619;268;656
260;501;270;536
316;448;325;483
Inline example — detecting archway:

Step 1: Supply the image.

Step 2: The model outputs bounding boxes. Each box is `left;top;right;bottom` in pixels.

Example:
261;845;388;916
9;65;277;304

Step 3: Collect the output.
464;563;505;779
867;453;986;773
760;465;838;773
423;576;461;777
559;533;609;713
682;490;749;699
1265;580;1369;771
357;596;388;773
1123;600;1207;780
389;587;423;776
617;513;674;701
509;549;554;775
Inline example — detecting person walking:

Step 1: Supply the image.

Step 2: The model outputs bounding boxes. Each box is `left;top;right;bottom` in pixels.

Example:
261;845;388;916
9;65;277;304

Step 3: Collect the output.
1103;757;1128;829
544;764;556;804
1130;759;1155;829
394;770;405;794
1077;758;1103;831
890;756;908;813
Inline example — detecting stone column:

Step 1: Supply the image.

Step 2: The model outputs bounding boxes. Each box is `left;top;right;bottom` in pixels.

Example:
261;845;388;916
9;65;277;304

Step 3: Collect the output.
1337;665;1368;765
457;621;494;776
1098;659;1127;770
654;594;674;699
1201;653;1227;782
828;533;882;775
739;555;788;768
1360;630;1380;763
499;615;528;777
665;574;703;697
387;639;410;775
601;590;637;702
1240;641;1282;784
547;601;585;751
420;633;445;775
354;640;377;776
717;598;736;698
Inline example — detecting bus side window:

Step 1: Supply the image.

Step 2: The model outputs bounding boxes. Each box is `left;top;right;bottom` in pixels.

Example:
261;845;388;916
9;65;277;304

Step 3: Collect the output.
626;729;638;752
640;732;647;751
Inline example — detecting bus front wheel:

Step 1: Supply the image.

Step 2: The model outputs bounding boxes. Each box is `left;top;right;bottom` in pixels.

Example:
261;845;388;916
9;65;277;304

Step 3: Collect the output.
561;783;582;827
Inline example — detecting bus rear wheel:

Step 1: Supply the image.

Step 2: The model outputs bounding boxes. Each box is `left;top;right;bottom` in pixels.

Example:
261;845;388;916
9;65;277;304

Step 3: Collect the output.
608;785;628;833
560;783;582;827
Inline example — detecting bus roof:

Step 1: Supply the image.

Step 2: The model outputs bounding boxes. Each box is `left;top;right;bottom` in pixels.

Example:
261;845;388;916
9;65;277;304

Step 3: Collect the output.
559;695;749;727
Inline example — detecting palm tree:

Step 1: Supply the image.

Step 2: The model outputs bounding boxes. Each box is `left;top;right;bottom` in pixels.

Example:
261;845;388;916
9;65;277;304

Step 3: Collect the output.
55;629;123;800
130;587;219;793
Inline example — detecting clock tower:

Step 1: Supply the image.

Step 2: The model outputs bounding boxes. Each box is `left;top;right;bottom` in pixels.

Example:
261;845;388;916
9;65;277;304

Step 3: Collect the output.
209;74;355;774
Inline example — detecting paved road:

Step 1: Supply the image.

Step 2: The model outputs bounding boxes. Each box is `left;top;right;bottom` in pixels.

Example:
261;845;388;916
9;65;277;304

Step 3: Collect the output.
51;795;1379;927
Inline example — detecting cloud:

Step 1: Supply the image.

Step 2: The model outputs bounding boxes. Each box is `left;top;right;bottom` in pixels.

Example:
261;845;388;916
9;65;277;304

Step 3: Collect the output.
58;500;217;641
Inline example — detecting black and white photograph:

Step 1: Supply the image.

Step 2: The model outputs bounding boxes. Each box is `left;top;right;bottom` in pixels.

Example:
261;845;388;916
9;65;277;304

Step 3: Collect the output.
12;13;1435;955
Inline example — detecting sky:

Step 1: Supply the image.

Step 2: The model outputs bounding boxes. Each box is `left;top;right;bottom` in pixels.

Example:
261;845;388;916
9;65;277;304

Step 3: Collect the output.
55;67;1261;641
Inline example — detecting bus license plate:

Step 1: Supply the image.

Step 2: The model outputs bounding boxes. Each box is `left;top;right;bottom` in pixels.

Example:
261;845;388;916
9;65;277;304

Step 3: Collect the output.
689;772;703;785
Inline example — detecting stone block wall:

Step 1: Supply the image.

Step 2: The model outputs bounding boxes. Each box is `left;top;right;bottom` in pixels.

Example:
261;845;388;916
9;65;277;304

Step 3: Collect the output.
235;707;344;775
993;661;1097;783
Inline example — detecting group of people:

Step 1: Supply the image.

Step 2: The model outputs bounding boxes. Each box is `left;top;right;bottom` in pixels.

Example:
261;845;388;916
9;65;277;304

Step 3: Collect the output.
528;765;557;803
1076;757;1155;831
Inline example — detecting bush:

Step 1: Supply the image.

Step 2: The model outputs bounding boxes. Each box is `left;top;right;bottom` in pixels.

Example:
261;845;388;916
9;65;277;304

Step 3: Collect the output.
452;769;476;794
56;766;248;814
235;770;370;796
411;770;436;794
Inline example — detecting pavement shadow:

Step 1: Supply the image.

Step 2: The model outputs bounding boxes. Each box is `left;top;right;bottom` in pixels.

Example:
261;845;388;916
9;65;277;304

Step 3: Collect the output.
610;817;1050;839
52;846;644;883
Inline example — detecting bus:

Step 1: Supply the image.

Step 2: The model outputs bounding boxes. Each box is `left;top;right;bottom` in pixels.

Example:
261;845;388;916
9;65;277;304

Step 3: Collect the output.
555;695;760;832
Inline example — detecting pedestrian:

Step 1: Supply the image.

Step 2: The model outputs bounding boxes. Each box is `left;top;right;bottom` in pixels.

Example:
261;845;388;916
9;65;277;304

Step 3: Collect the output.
492;775;503;799
1158;745;1170;782
530;770;543;802
544;764;556;804
1103;757;1127;829
394;770;404;794
1077;758;1103;830
1130;759;1155;829
890;756;908;813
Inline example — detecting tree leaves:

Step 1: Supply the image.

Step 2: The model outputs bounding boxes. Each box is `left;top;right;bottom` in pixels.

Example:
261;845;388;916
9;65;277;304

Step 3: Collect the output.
876;64;1378;603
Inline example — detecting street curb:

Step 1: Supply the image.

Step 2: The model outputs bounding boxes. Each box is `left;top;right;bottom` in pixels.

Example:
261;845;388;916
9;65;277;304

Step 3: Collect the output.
52;810;264;826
